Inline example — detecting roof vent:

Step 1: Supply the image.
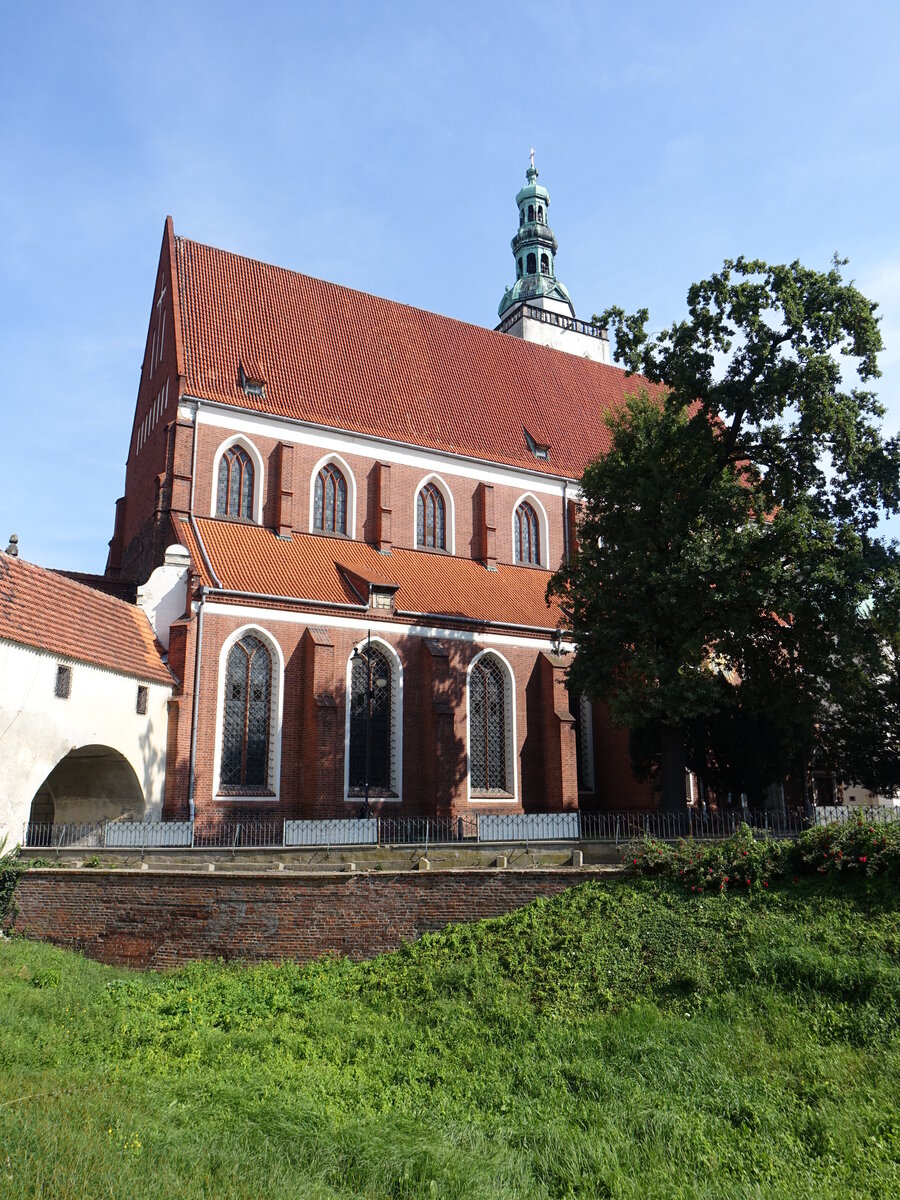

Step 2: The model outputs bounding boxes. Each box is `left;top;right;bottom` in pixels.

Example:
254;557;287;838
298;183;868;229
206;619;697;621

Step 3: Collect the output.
4;533;18;557
523;428;550;461
238;362;265;399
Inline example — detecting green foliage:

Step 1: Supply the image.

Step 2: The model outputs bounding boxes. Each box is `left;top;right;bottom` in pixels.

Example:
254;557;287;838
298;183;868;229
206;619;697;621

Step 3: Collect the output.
0;841;53;925
1;842;27;923
795;816;900;883
626;817;900;893
2;871;900;1197
555;256;900;805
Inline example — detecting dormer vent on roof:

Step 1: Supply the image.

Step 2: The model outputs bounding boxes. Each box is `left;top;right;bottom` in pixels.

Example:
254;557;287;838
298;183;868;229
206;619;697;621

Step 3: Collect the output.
238;361;265;399
336;563;400;611
523;428;550;461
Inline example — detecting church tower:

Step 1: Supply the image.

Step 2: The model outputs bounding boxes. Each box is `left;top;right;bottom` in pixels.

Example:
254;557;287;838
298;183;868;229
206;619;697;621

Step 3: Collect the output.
496;154;611;365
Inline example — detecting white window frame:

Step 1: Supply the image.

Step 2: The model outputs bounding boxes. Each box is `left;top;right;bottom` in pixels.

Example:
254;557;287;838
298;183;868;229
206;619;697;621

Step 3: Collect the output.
413;472;456;554
511;492;550;567
309;452;357;539
343;636;403;803
210;435;265;524
466;648;518;804
212;624;284;800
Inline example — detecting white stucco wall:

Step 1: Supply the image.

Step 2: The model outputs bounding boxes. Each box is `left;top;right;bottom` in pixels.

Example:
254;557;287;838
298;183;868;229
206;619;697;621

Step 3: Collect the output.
519;314;612;364
840;785;899;808
0;639;171;847
136;544;190;650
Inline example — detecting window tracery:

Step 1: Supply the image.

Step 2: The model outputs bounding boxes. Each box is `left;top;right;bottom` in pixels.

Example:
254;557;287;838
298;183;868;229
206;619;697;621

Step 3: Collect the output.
220;634;272;790
348;643;398;797
469;653;512;795
314;462;348;534
217;446;254;520
417;481;446;549
514;500;541;565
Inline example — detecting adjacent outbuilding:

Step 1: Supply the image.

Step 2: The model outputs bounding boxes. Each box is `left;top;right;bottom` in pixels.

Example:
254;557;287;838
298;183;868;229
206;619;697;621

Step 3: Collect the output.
0;550;174;845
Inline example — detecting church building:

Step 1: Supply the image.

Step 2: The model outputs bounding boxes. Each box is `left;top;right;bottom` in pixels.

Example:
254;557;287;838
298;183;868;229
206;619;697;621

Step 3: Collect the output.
96;160;659;829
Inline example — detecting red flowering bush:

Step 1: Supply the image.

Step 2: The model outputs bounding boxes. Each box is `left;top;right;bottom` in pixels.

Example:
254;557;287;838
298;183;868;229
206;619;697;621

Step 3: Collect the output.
792;816;900;882
624;824;787;893
624;813;900;895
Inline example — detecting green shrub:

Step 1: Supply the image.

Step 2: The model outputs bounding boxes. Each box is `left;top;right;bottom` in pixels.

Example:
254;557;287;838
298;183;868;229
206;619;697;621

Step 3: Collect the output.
1;839;27;922
791;816;900;882
0;838;51;923
625;824;787;893
625;816;900;894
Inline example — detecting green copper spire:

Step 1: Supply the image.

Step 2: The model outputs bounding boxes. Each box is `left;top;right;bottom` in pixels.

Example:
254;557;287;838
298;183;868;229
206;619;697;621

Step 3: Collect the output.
498;151;575;319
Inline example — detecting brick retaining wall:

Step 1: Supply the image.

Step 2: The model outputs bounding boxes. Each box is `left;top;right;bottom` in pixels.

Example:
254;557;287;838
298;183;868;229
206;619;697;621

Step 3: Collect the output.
9;868;607;969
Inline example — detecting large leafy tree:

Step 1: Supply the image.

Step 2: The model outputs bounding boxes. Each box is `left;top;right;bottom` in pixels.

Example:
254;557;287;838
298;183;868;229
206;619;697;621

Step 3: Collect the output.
550;257;900;812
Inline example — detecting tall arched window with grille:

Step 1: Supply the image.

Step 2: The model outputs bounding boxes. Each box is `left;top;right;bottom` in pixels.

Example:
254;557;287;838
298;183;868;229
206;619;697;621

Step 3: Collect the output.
348;643;396;795
216;446;254;519
571;691;595;793
514;501;541;565
417;482;446;549
469;653;512;795
220;634;272;791
314;463;348;534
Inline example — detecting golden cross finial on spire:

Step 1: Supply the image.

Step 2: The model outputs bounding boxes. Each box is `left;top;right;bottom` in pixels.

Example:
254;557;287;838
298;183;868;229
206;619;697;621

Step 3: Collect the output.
529;146;535;170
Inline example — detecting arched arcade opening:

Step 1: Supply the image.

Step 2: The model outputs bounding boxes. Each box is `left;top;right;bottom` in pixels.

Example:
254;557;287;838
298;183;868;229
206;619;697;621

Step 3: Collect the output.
27;745;146;833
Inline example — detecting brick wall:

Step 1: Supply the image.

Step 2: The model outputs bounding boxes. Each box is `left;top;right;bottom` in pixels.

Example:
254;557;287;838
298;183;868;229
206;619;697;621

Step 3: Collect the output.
191;424;567;571
171;610;583;824
113;219;184;582
10;868;605;969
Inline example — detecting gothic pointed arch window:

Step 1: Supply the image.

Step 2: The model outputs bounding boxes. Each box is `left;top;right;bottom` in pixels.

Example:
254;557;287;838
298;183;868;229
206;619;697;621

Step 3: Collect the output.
526;252;536;275
514;500;541;565
468;653;514;796
417;481;446;550
217;445;254;519
572;691;595;793
314;462;348;534
348;642;399;797
220;634;273;791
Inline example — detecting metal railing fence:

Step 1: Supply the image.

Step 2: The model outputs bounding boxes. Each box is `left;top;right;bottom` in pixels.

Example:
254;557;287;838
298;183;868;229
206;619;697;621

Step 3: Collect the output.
191;821;283;849
579;807;813;843
495;303;608;341
20;805;899;852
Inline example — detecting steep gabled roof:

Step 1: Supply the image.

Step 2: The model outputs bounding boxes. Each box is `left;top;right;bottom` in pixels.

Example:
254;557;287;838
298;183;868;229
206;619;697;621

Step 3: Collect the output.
0;555;173;685
173;231;657;479
182;519;561;633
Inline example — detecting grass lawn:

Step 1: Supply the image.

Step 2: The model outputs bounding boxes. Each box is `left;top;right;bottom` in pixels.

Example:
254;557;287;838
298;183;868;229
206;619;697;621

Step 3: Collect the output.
1;873;898;1198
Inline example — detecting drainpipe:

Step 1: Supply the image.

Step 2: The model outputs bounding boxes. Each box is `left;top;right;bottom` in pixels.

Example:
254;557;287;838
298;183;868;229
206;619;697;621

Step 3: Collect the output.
562;480;569;565
186;585;208;822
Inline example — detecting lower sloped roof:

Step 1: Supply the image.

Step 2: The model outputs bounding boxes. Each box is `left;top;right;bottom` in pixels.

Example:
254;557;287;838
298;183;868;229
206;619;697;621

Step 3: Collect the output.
0;555;173;685
184;519;562;632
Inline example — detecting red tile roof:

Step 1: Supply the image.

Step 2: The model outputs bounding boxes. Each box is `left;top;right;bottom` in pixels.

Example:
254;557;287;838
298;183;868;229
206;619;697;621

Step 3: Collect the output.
174;232;660;479
0;555;173;685
184;519;562;632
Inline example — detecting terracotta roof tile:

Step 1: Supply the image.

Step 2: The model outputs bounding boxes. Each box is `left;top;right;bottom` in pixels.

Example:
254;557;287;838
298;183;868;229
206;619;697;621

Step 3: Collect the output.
184;519;561;632
174;234;660;479
0;555;173;685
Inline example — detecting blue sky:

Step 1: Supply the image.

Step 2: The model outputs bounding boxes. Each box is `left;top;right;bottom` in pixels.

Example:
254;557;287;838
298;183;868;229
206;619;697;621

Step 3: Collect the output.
2;0;898;572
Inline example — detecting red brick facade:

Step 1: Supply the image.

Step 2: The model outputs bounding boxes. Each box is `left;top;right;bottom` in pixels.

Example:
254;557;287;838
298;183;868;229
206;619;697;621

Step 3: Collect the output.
106;220;657;830
10;868;608;969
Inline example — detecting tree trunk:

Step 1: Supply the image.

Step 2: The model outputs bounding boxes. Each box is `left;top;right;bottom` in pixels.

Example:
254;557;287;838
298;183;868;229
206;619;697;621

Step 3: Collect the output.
660;722;687;815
